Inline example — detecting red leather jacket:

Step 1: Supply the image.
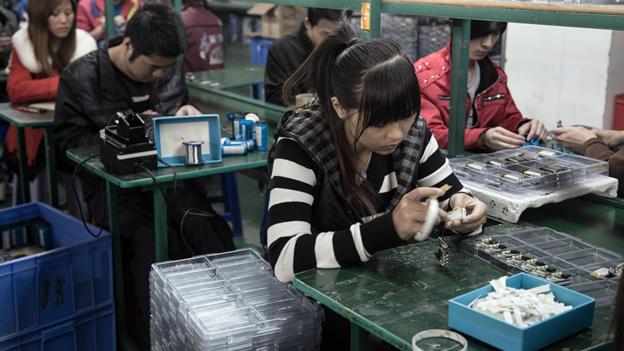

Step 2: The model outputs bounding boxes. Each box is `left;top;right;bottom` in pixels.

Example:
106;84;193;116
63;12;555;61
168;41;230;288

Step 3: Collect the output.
415;44;530;151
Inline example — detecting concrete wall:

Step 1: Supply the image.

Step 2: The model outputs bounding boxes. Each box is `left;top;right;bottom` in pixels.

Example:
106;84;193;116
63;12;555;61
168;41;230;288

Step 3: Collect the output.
504;23;624;130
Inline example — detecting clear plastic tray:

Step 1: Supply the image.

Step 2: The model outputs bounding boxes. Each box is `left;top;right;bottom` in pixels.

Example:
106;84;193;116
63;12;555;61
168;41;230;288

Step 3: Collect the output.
461;227;622;307
450;146;609;194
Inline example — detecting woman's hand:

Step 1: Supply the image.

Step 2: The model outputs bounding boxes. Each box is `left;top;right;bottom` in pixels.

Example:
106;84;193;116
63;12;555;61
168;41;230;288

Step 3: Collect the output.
551;126;597;154
518;119;548;142
444;193;487;233
392;187;444;240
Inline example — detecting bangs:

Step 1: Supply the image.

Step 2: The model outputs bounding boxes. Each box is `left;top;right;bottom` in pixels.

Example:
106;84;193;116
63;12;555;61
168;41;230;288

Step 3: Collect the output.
358;55;421;128
470;20;507;39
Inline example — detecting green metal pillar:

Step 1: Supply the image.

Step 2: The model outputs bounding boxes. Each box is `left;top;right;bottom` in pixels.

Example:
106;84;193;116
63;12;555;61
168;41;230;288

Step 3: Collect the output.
106;182;125;349
173;0;182;13
105;0;115;38
447;19;471;157
16;127;29;203
43;127;58;207
369;0;382;39
154;189;169;261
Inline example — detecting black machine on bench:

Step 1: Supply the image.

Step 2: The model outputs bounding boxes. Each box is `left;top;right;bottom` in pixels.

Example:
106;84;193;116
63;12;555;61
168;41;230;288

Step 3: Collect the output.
101;110;157;175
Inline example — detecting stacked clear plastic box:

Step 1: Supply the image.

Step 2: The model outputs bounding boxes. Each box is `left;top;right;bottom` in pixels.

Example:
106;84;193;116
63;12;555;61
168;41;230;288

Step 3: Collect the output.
450;146;608;194
150;249;323;351
461;227;622;307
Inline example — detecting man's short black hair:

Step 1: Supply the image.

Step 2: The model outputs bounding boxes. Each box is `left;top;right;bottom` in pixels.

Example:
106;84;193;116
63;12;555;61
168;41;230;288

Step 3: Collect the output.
470;20;507;40
125;3;186;61
307;8;353;27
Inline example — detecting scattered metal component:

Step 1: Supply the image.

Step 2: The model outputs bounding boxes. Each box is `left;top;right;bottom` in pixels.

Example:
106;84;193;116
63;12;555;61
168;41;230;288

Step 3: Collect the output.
435;237;449;267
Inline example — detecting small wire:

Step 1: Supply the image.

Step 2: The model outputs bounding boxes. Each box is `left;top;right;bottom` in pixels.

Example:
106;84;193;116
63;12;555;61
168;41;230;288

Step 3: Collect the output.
72;153;104;238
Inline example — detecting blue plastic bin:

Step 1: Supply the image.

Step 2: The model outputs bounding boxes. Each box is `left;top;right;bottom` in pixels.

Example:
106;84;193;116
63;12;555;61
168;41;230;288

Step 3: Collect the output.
448;273;595;351
0;303;115;351
0;203;112;342
250;37;273;65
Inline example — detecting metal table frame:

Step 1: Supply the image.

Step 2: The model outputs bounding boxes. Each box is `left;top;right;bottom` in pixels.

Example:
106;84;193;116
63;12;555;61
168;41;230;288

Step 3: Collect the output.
0;103;58;206
66;145;267;350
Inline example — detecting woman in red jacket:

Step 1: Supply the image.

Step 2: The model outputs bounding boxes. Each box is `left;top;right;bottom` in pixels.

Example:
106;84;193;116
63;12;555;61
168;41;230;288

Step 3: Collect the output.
5;0;96;201
415;20;547;151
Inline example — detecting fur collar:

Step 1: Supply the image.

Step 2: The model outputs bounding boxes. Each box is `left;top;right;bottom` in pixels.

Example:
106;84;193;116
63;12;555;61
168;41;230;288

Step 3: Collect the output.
11;25;97;74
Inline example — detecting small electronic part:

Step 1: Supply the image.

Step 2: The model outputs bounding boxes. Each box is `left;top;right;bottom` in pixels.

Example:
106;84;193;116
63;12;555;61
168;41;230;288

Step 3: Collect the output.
522;169;542;177
590;267;614;279
609;262;624;278
447;208;466;221
435;237;449;267
502;173;522;181
466;162;484;171
487;159;504;167
537;149;557;158
504;156;523;164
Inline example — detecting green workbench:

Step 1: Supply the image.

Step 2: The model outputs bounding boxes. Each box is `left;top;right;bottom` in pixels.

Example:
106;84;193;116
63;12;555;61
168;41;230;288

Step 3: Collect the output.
65;144;267;350
188;67;287;123
187;65;265;89
293;223;617;351
0;103;58;206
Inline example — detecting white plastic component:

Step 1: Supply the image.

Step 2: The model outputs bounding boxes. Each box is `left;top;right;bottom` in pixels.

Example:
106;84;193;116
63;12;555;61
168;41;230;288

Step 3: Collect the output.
412;198;439;242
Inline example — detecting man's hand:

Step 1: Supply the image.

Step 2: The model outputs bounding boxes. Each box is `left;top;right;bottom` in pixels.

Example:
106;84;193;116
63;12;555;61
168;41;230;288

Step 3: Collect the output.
175;105;201;116
518;119;547;142
479;127;525;151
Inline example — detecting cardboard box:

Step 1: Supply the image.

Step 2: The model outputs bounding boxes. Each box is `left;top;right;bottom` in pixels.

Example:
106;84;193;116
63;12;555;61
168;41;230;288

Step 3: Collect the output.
247;3;306;39
448;273;595;351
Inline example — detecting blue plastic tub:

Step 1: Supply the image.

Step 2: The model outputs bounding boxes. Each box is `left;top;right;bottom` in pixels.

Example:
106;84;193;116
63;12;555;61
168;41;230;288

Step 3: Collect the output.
0;203;112;342
0;303;115;351
448;273;595;351
250;37;273;65
152;114;222;167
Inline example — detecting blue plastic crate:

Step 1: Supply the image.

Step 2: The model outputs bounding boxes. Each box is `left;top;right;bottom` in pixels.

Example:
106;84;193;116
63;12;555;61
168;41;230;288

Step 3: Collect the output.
0;303;115;351
0;203;112;342
250;37;273;65
448;273;595;351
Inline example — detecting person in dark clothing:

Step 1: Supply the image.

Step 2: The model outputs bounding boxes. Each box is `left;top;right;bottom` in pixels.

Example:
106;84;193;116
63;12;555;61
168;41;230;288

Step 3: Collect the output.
54;4;234;346
181;0;223;72
264;7;351;106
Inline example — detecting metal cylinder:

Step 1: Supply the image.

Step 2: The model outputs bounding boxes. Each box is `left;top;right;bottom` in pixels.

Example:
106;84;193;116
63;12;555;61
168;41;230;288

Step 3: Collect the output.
183;141;204;166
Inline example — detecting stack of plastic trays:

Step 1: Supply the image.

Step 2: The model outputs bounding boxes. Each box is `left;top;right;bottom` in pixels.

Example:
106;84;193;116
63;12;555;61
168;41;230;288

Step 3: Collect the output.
150;249;323;351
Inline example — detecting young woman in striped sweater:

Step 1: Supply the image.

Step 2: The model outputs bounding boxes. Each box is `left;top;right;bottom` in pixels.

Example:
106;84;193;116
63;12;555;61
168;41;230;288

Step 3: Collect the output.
266;20;488;285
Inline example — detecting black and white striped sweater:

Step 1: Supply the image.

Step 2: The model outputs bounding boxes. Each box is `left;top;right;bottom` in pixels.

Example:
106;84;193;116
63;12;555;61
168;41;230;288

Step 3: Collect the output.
267;105;467;282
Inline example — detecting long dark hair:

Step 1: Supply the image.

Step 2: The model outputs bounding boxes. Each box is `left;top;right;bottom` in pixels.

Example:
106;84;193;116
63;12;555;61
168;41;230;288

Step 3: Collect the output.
27;0;77;76
283;21;421;215
614;274;624;350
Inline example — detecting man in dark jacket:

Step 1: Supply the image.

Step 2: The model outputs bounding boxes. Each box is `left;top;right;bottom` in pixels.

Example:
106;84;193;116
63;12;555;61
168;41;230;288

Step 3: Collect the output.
264;8;351;106
54;4;233;345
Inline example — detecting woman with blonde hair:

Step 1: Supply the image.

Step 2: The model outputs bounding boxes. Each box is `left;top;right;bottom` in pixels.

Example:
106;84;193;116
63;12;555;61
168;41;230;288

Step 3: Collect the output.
5;0;96;202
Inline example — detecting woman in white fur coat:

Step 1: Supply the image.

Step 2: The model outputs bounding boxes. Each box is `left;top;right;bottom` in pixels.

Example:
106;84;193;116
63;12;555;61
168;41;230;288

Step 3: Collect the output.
4;0;96;193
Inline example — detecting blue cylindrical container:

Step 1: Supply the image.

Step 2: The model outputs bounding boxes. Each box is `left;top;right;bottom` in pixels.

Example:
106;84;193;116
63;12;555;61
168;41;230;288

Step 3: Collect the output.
254;121;268;151
239;119;255;141
232;115;245;140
